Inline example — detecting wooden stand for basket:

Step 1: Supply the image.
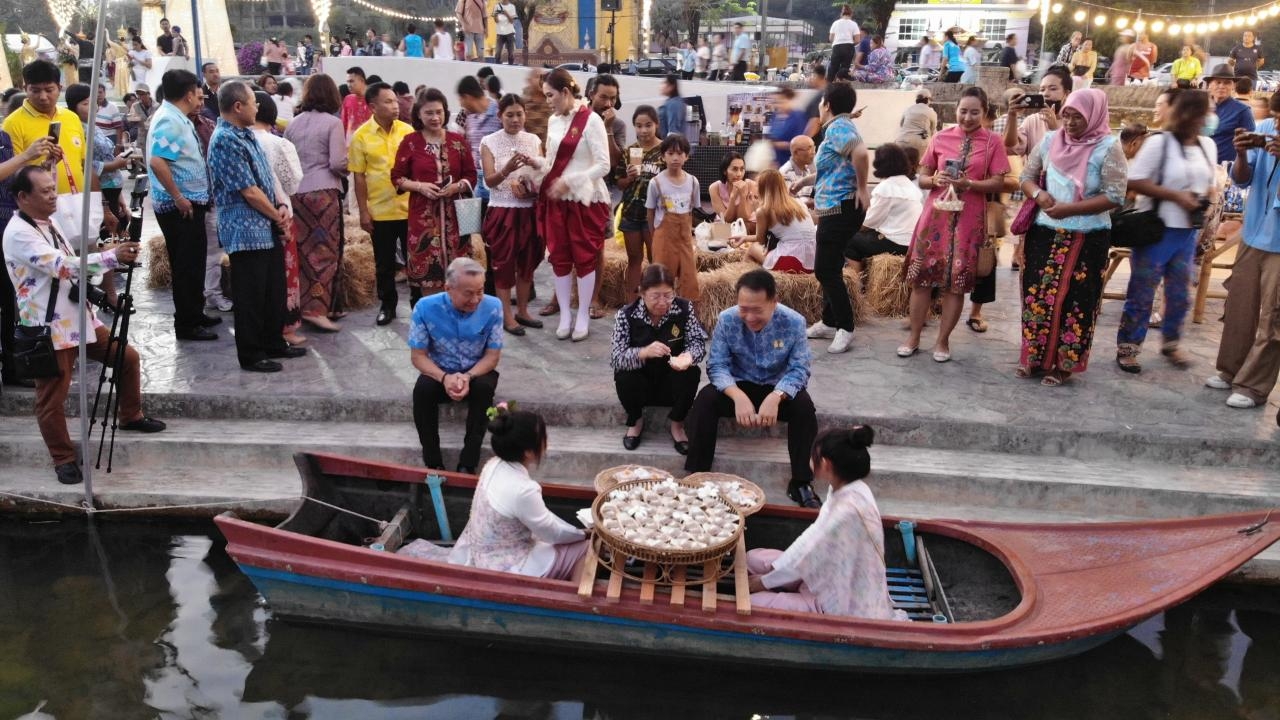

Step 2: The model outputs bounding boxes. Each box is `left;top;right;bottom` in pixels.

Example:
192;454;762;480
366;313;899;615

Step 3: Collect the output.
577;535;751;615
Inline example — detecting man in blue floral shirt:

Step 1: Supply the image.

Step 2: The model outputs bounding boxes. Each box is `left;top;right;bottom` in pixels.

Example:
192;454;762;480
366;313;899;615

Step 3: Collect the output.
684;269;820;507
409;257;503;474
207;81;302;373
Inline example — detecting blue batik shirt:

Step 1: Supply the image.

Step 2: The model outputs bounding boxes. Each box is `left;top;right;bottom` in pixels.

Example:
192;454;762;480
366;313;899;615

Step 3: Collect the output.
1242;118;1280;253
147;101;210;212
813;114;861;214
707;303;811;398
207;119;277;254
408;293;504;373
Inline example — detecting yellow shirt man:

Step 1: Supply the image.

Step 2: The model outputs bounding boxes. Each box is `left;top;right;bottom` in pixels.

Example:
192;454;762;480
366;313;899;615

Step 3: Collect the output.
2;101;87;195
348;117;412;222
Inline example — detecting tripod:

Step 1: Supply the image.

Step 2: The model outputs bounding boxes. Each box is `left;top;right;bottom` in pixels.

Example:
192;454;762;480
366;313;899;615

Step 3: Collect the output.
90;259;136;473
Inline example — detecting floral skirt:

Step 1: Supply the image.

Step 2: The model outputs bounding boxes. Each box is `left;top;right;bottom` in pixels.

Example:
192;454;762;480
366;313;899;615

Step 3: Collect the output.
1019;224;1110;373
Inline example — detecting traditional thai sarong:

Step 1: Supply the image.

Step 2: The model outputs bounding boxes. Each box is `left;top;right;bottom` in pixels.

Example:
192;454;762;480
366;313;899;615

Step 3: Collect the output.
291;188;342;318
1020;225;1110;372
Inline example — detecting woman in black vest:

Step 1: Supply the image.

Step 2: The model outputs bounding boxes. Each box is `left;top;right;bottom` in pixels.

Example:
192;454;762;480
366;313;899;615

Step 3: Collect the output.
609;264;708;453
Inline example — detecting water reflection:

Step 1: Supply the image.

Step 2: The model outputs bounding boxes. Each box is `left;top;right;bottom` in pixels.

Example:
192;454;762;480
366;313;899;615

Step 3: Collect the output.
0;519;1277;720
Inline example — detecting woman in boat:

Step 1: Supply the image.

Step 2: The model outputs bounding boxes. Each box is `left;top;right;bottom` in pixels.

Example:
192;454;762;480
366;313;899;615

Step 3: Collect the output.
448;409;589;580
746;426;904;620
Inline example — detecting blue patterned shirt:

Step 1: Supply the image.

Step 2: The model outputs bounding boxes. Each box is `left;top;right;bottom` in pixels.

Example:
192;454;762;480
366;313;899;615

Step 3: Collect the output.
707;303;811;398
408;292;504;373
207;119;277;254
1242;118;1280;254
814;115;862;213
147;101;210;212
88;123;122;190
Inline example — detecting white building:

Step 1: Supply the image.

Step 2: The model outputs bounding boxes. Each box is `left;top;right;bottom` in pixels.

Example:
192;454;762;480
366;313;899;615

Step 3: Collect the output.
886;1;1036;56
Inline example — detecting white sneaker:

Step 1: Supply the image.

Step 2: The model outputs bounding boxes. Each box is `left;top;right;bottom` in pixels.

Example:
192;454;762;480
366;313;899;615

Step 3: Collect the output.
806;321;836;339
827;329;854;353
206;296;233;312
1148;311;1163;328
1205;375;1231;390
1226;393;1258;409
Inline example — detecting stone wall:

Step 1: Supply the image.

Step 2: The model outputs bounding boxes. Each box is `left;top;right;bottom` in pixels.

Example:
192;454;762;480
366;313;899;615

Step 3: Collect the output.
927;72;1164;127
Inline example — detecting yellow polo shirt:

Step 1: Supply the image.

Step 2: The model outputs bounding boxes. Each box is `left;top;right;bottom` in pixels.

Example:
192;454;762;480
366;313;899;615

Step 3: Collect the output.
2;102;87;195
348;117;412;221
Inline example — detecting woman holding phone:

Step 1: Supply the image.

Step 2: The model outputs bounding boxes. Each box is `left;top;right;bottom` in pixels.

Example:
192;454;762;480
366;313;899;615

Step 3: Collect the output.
901;86;1010;363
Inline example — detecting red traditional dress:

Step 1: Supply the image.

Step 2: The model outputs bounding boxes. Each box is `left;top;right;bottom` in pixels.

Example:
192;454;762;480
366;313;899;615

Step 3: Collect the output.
535;103;612;276
391;131;478;292
480;128;544;288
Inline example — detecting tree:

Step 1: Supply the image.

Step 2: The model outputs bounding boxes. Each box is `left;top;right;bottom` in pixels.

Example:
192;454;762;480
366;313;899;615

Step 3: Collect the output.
511;0;539;64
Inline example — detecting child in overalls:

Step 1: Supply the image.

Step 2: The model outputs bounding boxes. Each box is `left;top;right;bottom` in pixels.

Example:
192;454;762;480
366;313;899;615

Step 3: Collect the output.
645;133;701;301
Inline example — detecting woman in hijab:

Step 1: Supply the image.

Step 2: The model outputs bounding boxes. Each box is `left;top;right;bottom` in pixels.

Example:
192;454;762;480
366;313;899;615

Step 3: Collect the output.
1017;88;1128;386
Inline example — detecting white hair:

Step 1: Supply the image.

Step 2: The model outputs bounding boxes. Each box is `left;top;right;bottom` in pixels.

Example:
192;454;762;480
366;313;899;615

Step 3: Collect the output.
445;257;485;287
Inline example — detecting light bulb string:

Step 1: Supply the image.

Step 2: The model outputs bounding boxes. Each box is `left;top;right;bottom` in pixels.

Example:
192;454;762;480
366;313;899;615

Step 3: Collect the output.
1056;0;1280;23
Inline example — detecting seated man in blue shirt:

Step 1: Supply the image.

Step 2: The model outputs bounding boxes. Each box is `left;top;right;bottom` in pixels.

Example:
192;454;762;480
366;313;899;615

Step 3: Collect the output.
409;257;503;475
684;269;821;507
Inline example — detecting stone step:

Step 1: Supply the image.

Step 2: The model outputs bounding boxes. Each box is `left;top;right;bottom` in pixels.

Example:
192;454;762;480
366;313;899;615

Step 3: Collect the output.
3;389;1278;471
2;417;1275;522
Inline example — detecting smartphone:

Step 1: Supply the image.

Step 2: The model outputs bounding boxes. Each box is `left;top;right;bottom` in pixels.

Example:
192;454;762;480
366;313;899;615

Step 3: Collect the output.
1240;132;1276;148
854;105;867;115
47;122;61;142
1021;93;1046;109
944;159;963;177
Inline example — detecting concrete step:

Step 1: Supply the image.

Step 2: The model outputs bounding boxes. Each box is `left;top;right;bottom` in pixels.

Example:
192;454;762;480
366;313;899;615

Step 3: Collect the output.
3;389;1279;471
2;416;1275;522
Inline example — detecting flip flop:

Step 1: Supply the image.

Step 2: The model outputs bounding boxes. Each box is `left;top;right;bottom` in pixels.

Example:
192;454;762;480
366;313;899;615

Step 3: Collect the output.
589;306;606;320
965;317;988;333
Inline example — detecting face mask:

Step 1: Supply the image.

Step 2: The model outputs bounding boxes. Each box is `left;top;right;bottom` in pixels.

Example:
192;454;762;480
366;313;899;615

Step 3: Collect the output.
1203;112;1219;137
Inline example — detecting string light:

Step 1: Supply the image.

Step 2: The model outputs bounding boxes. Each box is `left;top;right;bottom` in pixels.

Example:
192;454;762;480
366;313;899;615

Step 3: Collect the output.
1209;20;1220;30
1073;9;1087;21
345;0;455;21
1169;22;1182;35
1051;2;1063;12
1094;13;1107;25
1115;16;1128;28
1133;19;1146;32
1151;19;1165;32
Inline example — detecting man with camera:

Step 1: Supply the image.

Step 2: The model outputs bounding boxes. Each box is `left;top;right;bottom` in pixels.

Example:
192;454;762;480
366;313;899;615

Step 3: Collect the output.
3;166;166;485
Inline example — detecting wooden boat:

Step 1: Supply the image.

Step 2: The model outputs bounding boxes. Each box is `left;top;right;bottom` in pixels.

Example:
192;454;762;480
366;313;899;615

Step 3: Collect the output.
214;452;1280;673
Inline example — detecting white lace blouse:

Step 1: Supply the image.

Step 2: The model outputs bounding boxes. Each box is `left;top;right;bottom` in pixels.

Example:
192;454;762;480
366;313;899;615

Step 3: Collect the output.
541;102;611;206
480;129;543;208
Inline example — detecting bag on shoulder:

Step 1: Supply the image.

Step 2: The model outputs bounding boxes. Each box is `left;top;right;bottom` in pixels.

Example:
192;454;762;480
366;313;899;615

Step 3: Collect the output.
12;278;61;380
1110;134;1171;248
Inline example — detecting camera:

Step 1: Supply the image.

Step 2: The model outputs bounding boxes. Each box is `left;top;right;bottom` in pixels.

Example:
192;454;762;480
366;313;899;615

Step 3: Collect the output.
1189;196;1213;229
68;281;109;309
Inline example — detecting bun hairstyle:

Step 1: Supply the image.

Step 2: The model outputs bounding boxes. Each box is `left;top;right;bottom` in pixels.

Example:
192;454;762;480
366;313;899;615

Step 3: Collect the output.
810;425;876;484
488;409;548;464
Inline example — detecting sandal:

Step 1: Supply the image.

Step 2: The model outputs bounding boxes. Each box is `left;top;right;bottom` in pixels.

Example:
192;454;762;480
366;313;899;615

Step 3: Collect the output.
1116;344;1142;374
537;302;559;317
1041;370;1070;387
589;305;606;320
1014;366;1035;379
965;317;988;333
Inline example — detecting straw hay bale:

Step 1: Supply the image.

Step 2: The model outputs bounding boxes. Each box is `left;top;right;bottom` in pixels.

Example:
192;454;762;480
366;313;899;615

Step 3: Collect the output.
338;242;377;310
694;262;862;331
596;243;748;310
345;216;371;245
865;254;910;318
697;248;746;272
145;235;170;289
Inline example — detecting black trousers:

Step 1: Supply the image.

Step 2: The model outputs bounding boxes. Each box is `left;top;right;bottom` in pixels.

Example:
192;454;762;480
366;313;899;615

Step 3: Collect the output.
496;34;516;64
970;267;996;305
413;370;499;469
829;43;855;80
156;204;209;332
614;363;701;426
731;61;748;81
945;71;964;83
845;229;907;262
684;381;817;483
372;219;409;313
229;244;287;367
815;200;866;332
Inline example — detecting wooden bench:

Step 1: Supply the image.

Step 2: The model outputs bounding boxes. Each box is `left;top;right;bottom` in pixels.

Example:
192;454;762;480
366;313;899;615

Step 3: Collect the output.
1193;215;1242;324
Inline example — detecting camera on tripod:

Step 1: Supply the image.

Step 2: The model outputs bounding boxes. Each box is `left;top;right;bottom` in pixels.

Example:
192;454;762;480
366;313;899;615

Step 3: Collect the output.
68;280;110;310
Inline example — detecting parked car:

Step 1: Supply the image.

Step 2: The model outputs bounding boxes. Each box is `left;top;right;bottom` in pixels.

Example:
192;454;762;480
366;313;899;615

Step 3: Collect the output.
555;61;596;73
631;57;678;76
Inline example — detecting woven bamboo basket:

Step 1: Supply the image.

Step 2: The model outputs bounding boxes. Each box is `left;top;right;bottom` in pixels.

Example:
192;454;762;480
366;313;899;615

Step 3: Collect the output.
593;465;675;494
591;479;744;583
682;472;766;517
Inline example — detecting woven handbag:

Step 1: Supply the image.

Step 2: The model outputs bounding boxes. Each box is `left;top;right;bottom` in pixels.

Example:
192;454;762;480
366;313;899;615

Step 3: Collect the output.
454;194;483;236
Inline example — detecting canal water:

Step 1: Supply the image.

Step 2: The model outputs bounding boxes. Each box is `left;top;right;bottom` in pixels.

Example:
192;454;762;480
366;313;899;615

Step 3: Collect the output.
1;518;1277;720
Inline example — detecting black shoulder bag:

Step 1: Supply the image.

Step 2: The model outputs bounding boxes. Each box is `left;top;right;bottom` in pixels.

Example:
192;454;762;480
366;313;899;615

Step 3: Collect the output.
1111;133;1169;249
12;279;62;380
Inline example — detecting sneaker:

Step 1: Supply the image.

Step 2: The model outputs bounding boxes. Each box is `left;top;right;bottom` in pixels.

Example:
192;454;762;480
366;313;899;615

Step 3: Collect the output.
806;321;836;339
206;296;233;312
1205;375;1231;390
827;329;854;353
1148;311;1163;328
1226;393;1258;409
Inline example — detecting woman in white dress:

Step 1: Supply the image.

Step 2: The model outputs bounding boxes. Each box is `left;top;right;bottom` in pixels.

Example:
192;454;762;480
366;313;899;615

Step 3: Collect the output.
747;425;906;620
127;37;152;84
450;410;589;580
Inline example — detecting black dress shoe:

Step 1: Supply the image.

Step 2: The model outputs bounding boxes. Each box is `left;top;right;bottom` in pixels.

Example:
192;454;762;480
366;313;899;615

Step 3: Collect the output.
787;481;822;509
456;464;476;475
376;309;395;326
198;315;223;327
55;462;83;485
176;327;218;341
672;440;690;455
503;324;526;336
119;416;167;433
622;434;641;451
515;315;544;329
241;359;283;373
267;346;307;359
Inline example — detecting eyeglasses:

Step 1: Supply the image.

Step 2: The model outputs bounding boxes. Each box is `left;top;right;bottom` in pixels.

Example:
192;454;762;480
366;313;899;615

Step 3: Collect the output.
643;291;675;302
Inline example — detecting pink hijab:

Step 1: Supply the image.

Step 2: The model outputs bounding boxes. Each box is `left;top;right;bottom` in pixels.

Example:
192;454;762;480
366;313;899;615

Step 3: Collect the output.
1047;88;1111;201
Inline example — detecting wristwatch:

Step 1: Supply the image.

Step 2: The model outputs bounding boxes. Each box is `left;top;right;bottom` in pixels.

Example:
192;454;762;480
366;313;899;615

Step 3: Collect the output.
773;389;789;400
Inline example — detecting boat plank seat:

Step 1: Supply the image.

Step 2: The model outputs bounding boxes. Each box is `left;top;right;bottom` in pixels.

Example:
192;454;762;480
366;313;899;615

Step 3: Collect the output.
370;503;413;553
581;541;751;615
